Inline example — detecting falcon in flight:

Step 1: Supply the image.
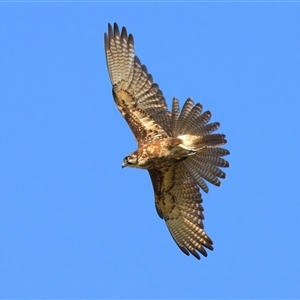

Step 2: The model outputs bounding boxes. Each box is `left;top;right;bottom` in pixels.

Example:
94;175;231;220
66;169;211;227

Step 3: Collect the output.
104;23;229;259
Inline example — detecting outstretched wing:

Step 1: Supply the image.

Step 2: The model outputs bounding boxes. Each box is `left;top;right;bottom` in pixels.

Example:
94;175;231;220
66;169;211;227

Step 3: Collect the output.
104;23;171;145
148;165;213;260
148;98;229;259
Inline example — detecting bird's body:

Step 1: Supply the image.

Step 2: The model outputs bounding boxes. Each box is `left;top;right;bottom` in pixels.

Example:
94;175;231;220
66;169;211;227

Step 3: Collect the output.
123;137;197;170
104;23;230;259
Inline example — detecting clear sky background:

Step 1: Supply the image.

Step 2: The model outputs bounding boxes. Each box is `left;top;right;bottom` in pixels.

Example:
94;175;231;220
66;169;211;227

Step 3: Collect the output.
1;2;300;299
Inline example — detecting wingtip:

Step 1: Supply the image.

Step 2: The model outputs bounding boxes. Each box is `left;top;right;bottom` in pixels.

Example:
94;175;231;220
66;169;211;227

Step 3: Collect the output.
190;249;201;260
121;25;128;40
113;22;120;37
108;23;113;39
105;23;113;51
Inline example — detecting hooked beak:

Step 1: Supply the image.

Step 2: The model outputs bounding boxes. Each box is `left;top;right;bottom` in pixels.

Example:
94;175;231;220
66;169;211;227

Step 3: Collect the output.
121;163;126;169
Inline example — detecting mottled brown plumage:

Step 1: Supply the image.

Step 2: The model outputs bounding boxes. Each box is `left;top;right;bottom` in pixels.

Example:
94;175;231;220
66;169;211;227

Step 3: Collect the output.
104;23;230;259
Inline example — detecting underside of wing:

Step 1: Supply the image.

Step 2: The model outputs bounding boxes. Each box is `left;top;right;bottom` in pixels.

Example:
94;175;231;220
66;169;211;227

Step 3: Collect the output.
147;98;229;259
104;23;171;144
122;106;169;146
148;166;213;259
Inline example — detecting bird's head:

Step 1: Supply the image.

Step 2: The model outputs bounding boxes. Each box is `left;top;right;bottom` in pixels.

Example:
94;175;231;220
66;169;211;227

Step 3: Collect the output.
122;153;138;168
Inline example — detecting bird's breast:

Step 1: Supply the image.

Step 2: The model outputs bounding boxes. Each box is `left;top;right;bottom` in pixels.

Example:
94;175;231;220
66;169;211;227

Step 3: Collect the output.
137;138;189;169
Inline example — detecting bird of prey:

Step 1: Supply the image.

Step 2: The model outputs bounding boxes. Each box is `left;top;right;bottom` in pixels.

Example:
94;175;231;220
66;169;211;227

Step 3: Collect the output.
104;23;229;260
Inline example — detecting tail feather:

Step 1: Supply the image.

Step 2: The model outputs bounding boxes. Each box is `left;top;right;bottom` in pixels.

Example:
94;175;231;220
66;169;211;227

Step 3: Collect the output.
171;97;180;135
171;98;230;192
196;152;229;168
173;98;194;136
194;110;212;125
183;161;210;192
201;147;230;157
190;122;220;137
188;156;226;179
198;134;227;148
182;134;227;149
184;159;222;191
179;104;203;135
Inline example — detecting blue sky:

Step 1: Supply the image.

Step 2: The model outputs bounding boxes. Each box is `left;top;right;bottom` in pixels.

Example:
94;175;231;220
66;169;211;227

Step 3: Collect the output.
1;2;300;299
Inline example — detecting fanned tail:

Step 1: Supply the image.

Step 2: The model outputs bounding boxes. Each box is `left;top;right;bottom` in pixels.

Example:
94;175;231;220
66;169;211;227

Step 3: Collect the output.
171;97;230;193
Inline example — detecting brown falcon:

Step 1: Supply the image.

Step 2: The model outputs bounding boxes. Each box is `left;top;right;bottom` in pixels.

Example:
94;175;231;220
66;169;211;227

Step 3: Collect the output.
104;23;229;259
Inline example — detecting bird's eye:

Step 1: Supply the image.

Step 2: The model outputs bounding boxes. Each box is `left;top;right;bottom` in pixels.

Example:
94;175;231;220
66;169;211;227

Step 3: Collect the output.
125;156;132;165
